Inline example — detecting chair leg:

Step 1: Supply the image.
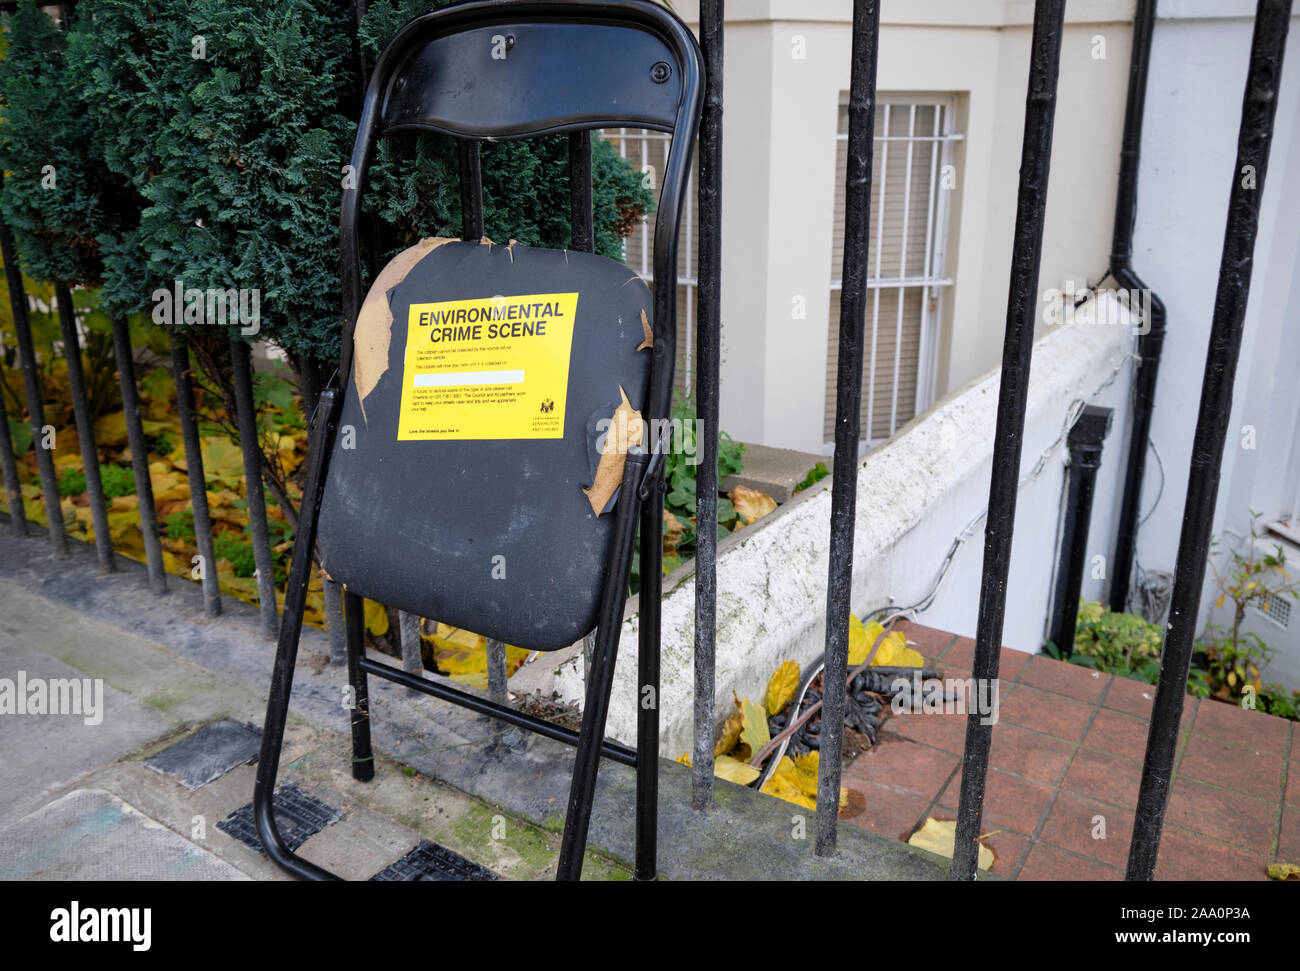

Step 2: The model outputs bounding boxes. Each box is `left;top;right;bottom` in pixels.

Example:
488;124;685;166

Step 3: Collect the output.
555;451;647;881
253;388;341;879
344;589;375;782
635;477;663;880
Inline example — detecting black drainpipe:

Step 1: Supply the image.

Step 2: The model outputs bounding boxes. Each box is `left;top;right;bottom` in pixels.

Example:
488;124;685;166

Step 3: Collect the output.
1107;0;1167;614
1050;406;1114;654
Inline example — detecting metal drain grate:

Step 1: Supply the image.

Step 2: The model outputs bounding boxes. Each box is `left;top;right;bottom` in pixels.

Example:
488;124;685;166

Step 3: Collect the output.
145;719;262;790
370;840;497;881
217;783;342;855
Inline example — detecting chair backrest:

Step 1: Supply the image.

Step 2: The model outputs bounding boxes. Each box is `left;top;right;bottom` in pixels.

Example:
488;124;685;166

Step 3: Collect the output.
339;0;704;426
317;1;704;651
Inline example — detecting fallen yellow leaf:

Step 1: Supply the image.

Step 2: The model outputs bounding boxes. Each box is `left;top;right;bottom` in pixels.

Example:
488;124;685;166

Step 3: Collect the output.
363;598;389;636
714;755;761;785
760;754;848;809
739;698;770;762
873;631;924;667
908;817;994;870
765;659;800;715
761;757;815;809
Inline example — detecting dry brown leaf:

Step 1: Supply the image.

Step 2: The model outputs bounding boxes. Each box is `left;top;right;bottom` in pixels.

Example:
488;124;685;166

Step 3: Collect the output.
581;386;642;516
731;484;776;525
636;309;654;351
354;237;455;421
714;710;744;757
663;507;684;553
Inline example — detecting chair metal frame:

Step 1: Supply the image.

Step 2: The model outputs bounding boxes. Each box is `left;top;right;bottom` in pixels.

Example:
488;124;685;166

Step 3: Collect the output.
253;0;703;882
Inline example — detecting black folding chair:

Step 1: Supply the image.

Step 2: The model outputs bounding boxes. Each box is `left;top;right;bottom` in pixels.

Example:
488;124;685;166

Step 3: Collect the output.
253;0;702;881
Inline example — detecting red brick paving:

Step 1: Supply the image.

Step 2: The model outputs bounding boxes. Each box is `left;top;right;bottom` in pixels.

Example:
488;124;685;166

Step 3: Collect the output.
840;623;1296;881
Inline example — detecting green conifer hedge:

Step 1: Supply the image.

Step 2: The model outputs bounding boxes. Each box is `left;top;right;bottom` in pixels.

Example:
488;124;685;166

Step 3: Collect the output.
20;0;657;372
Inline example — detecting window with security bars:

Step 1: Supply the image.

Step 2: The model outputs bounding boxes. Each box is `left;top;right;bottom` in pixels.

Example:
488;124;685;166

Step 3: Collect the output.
827;95;960;446
601;128;699;402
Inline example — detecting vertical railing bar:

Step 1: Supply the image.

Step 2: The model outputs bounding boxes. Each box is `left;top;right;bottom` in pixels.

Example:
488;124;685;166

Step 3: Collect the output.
399;610;422;697
486;637;508;707
816;0;881;856
951;0;1067;881
298;356;322;417
169;331;221;614
568;130;594;253
692;0;724;813
229;337;279;636
110;313;166;594
458;139;484;241
866;105;890;442
323;578;346;665
0;215;63;551
684;159;695;397
54;282;114;571
890;105;917;437
1125;0;1292;881
0;377;26;534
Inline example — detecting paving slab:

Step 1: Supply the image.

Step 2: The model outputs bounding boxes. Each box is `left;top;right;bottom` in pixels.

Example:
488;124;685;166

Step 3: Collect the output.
720;442;829;504
0;527;949;880
0;788;249;881
844;623;1295;881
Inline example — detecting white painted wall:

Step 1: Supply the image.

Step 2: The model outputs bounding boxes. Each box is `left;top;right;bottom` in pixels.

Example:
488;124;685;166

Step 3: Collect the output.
542;3;1300;753
1127;10;1300;684
554;301;1135;755
676;1;1137;454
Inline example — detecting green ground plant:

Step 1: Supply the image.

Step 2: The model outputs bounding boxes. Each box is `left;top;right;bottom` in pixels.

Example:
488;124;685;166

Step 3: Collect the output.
1200;512;1300;709
1044;600;1210;698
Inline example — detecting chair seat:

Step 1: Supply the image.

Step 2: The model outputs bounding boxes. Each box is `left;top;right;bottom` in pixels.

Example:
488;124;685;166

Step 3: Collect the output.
317;238;653;651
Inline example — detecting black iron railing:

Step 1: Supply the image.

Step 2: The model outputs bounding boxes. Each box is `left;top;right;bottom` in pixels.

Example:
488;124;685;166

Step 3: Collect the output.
1125;0;1293;881
0;0;1292;883
807;0;1291;881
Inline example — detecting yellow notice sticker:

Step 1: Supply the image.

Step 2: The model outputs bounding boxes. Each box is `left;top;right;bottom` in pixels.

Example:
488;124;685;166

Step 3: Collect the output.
397;291;578;440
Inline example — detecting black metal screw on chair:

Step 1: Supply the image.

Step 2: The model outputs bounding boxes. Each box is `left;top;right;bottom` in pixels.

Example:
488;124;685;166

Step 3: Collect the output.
252;0;702;882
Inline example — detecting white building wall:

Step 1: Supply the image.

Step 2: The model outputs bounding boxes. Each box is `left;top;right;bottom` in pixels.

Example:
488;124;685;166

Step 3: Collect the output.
1131;8;1300;682
677;1;1137;454
554;303;1135;756
564;2;1300;752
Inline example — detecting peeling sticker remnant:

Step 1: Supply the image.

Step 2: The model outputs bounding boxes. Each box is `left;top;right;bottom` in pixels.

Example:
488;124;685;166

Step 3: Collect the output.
583;386;643;516
636;309;654;351
354;236;455;422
